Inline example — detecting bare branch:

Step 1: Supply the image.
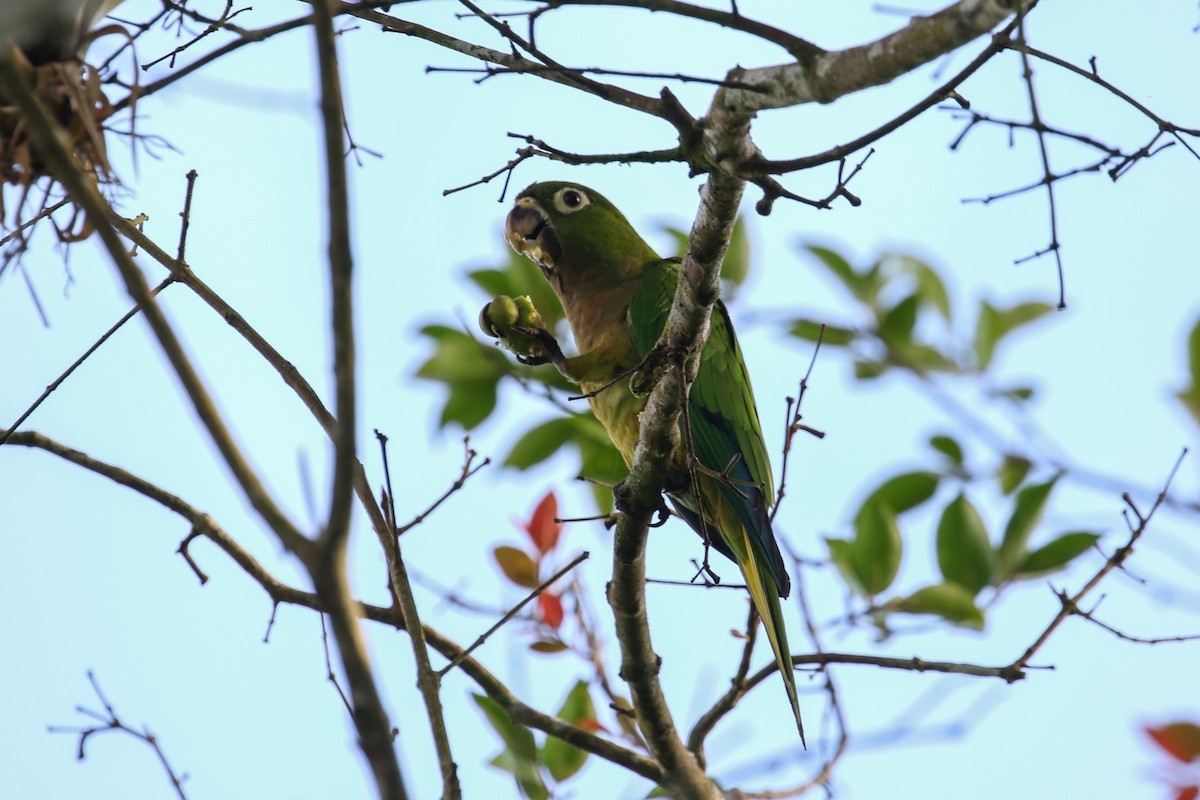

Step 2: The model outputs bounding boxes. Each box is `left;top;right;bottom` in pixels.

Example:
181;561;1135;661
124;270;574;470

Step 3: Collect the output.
376;432;461;800
49;672;189;800
1007;448;1189;674
105;214;396;540
305;3;403;796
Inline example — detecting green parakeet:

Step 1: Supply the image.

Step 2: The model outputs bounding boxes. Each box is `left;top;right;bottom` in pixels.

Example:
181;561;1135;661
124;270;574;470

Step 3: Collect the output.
499;181;805;745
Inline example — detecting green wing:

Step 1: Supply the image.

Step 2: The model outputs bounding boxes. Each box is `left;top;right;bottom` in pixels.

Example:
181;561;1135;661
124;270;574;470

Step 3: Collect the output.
628;259;804;743
627;260;788;596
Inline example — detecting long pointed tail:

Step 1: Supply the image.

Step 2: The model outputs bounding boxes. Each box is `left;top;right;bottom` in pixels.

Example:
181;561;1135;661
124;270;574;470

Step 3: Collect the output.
740;540;806;747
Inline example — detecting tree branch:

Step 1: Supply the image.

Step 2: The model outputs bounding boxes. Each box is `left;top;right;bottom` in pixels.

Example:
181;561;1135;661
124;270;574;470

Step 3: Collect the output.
6;426;662;786
0;45;311;558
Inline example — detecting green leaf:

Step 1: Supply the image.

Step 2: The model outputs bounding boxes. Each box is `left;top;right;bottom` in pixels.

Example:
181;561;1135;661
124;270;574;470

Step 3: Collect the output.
721;215;751;299
803;244;861;298
899;255;952;320
892;583;984;629
992;385;1036;403
824;537;864;595
879;293;919;344
853;503;903;595
474;693;538;761
1178;386;1200;427
936;493;993;594
493;546;540;589
859;471;940;517
997;454;1032;495
929;434;964;466
788;319;856;347
997;477;1059;580
1187;317;1200;382
475;694;549;800
503;415;625;513
973;300;1055;370
440;382;498;429
853;359;887;380
488;750;549;800
541;681;596;782
895;343;961;374
415;325;507;429
505;418;578;470
1014;531;1100;578
1176;317;1200;426
416;325;505;383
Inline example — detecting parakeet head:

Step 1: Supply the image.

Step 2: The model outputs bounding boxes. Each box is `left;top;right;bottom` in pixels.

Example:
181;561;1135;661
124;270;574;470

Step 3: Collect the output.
504;182;659;294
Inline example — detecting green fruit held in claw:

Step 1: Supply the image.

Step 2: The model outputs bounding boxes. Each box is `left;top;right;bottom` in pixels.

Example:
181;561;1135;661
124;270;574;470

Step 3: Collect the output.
480;294;548;359
513;295;544;329
480;295;519;339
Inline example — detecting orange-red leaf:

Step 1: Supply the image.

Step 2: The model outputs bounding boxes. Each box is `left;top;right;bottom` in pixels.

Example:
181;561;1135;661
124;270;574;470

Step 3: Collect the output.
523;491;562;555
1175;786;1199;800
493;545;540;589
538;591;564;628
1147;723;1200;764
577;717;608;733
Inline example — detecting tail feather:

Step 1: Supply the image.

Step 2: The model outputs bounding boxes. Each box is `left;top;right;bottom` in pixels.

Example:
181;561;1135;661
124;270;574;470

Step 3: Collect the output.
738;525;806;748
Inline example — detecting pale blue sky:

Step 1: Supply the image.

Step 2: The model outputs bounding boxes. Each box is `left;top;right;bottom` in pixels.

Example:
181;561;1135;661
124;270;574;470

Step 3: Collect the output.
2;2;1198;798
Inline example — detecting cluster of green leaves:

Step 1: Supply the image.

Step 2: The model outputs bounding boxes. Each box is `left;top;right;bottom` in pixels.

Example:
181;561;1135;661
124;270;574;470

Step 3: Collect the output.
794;244;1103;630
474;681;600;799
416;220;752;511
791;245;1055;379
827;457;1098;630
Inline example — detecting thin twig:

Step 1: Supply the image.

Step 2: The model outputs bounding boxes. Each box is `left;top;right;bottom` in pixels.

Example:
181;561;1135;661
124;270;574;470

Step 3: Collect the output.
0;276;174;446
49;671;189;800
1012;10;1066;309
396;436;490;535
772;324;825;521
376;431;461;800
439;551;590;676
1006;448;1189;673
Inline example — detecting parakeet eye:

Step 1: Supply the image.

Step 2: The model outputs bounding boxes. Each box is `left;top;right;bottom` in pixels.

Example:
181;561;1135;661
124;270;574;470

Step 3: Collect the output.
554;187;590;213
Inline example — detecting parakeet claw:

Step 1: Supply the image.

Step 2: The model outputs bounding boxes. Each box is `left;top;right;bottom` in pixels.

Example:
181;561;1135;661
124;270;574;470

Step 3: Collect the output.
612;477;672;527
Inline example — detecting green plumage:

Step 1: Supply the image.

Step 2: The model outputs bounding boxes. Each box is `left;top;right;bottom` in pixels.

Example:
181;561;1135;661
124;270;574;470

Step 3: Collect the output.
502;181;805;745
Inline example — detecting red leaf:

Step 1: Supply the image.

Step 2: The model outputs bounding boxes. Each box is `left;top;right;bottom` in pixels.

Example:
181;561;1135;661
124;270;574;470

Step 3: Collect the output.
1147;723;1200;763
538;591;564;629
522;491;562;555
577;717;608;734
1175;786;1199;800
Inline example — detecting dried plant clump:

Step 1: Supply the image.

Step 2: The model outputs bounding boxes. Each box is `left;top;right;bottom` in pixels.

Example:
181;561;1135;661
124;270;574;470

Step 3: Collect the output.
0;51;114;237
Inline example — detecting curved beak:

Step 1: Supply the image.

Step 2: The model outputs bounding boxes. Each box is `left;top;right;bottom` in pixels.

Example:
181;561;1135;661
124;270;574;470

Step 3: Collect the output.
504;200;561;271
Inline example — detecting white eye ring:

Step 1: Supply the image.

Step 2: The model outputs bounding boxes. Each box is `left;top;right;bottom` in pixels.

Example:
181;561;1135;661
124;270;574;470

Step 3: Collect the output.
554;187;589;214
